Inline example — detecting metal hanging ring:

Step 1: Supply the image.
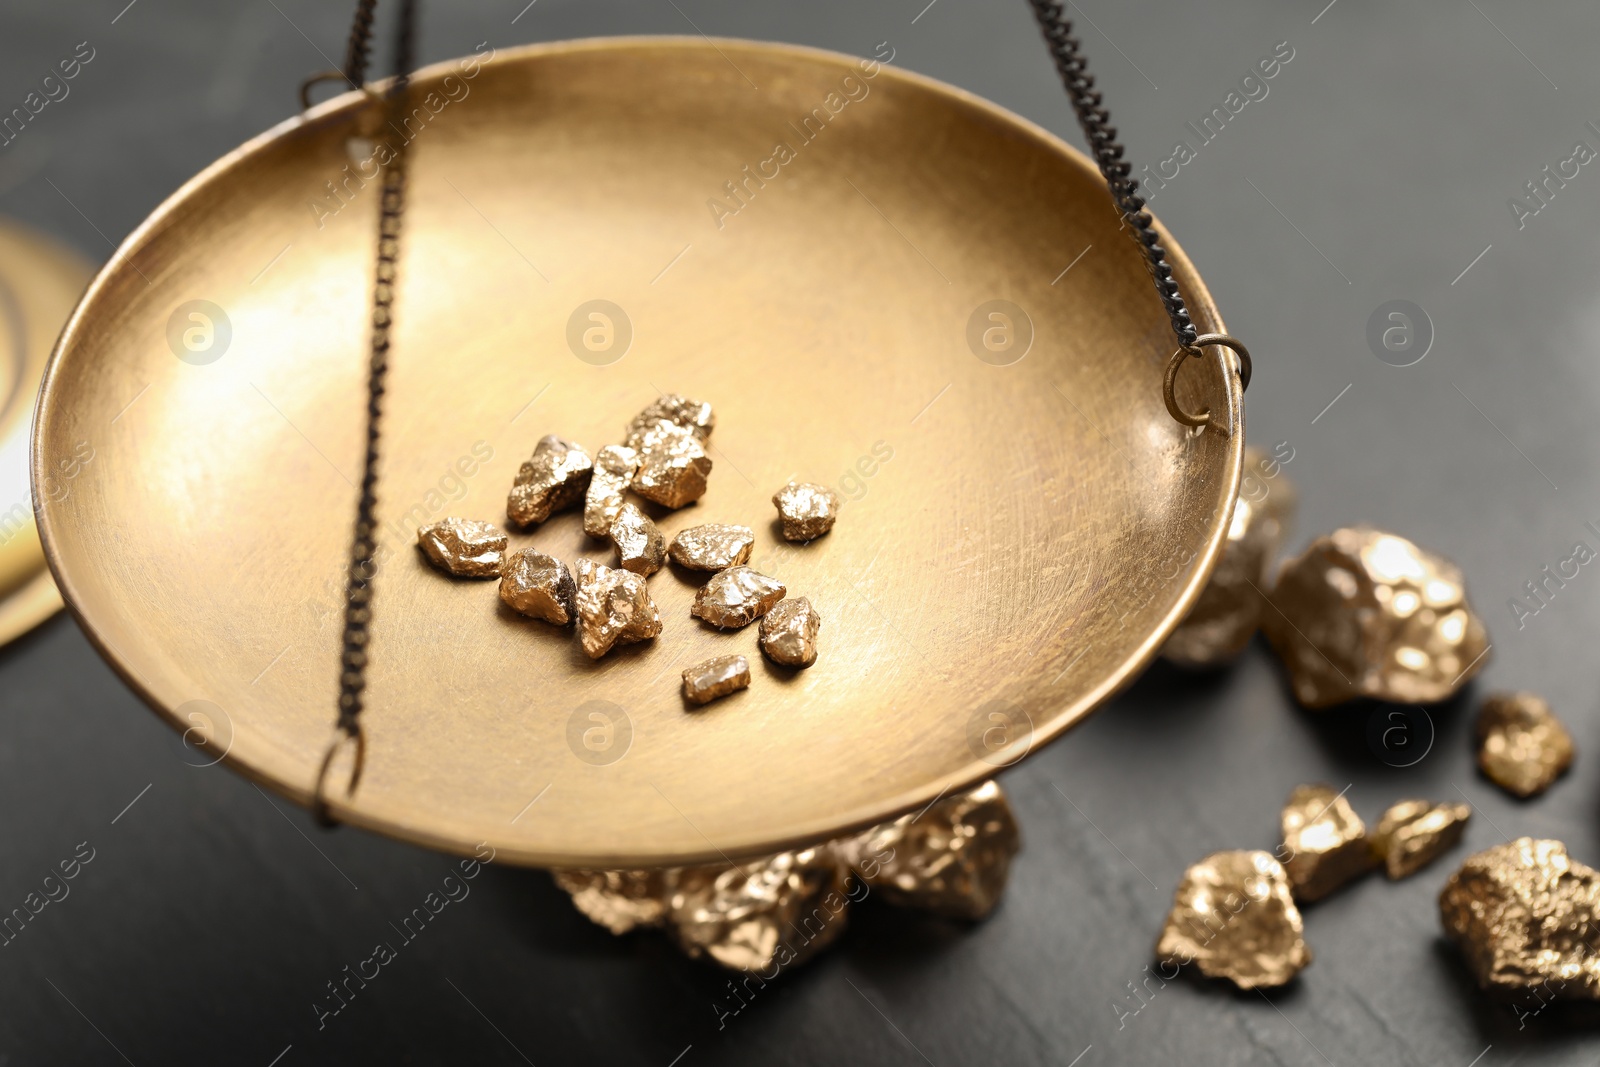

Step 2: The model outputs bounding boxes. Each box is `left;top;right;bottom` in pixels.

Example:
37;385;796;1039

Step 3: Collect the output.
1163;333;1252;428
312;725;367;828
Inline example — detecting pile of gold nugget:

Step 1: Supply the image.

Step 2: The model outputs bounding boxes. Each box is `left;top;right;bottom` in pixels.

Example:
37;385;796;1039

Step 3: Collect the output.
416;394;837;705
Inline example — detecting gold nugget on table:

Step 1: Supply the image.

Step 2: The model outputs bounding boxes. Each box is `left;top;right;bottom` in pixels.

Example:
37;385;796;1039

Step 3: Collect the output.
631;423;712;509
416;517;505;578
573;558;662;658
668;847;848;972
1262;526;1490;708
1280;783;1375;901
691;566;786;629
759;597;821;668
584;444;639;537
1156;850;1311;989
507;434;593;526
551;869;671;935
1477;691;1574;799
1373;799;1470;879
498;549;577;625
682;654;750;706
772;480;840;542
839;780;1019;920
1440;838;1600;999
1163;446;1295;667
624;392;715;449
609;502;666;578
668;523;754;571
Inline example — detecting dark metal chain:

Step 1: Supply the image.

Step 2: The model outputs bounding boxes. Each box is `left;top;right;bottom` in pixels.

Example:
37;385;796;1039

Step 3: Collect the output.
341;0;381;87
315;0;418;828
1026;0;1198;350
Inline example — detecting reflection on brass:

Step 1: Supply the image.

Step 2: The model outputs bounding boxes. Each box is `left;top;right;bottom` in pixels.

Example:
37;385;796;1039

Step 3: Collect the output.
1477;692;1574;799
33;39;1248;867
584;444;639;538
1164;446;1294;666
609;502;666;578
668;523;754;571
498;549;576;625
573;558;662;659
759;597;821;668
691;566;786;629
1281;783;1375;902
551;869;670;934
669;847;848;971
631;423;712;509
416;517;505;578
1373;799;1470;880
624;393;715;449
507;435;593;527
840;780;1018;920
1156;850;1311;989
1440;838;1600;999
772;481;840;542
682;654;751;706
1262;527;1490;708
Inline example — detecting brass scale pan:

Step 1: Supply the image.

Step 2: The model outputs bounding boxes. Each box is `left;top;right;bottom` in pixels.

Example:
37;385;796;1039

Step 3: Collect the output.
33;38;1243;868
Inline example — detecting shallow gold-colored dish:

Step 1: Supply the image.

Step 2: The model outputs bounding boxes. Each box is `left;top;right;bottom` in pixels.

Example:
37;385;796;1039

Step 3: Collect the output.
34;38;1242;866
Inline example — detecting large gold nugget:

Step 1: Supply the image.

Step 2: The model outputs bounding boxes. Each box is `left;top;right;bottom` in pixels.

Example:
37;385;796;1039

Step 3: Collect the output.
1440;838;1600;999
838;780;1019;920
507;434;593;527
1280;783;1375;901
573;558;662;658
668;523;754;571
758;597;821;667
609;502;666;577
1477;691;1575;798
1164;447;1295;667
583;444;639;538
691;566;786;629
668;847;848;972
624;392;715;449
416;517;506;578
772;480;840;542
682;654;750;706
1373;799;1470;880
631;423;712;509
1262;526;1490;708
551;869;672;935
1155;850;1311;989
498;549;577;625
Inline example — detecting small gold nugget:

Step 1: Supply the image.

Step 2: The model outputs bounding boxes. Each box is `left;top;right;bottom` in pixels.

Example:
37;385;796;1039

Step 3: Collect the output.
1262;526;1489;708
1280;783;1375;901
759;597;821;667
682;654;751;706
668;847;848;972
624;393;715;449
498;549;577;624
691;566;786;629
1440;838;1600;998
1156;850;1311;989
573;558;662;658
416;517;505;578
631;423;713;509
668;523;754;571
507;434;593;527
1477;691;1575;798
551;869;671;935
839;780;1019;920
583;444;639;538
772;480;840;542
1373;799;1470;879
609;502;666;577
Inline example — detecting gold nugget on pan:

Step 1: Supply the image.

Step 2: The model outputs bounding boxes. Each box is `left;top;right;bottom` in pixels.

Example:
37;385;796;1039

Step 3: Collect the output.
498;549;577;625
584;444;639;538
682;655;751;706
691;566;786;629
416;517;506;578
759;597;821;667
507;435;593;527
668;524;754;571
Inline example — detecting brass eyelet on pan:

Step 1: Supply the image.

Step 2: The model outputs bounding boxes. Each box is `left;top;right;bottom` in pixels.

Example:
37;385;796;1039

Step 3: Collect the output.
1163;333;1253;428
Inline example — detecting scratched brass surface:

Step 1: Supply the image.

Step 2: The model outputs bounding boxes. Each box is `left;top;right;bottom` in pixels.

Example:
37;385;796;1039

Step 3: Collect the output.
32;38;1242;867
0;220;90;648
